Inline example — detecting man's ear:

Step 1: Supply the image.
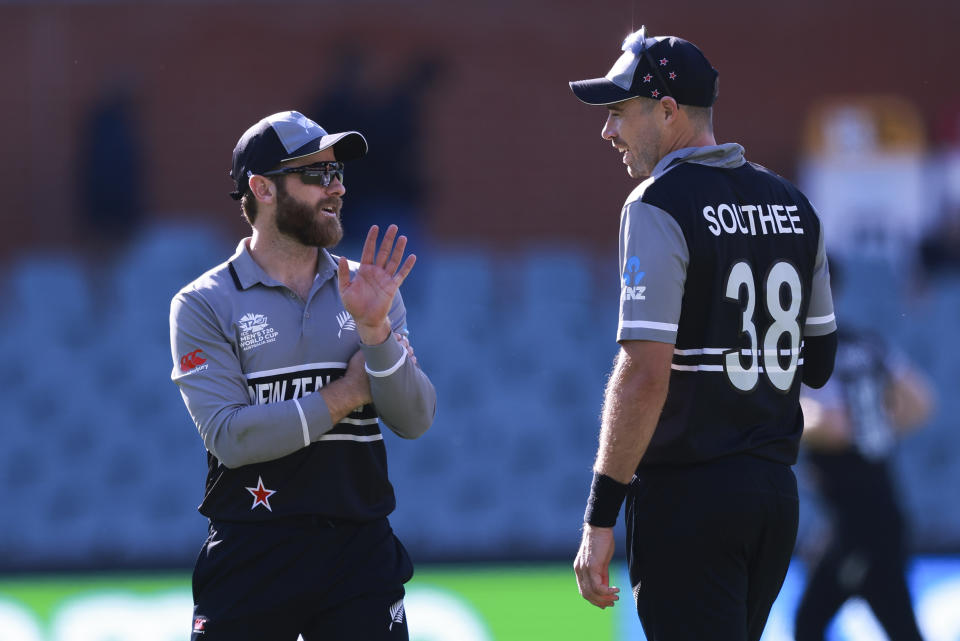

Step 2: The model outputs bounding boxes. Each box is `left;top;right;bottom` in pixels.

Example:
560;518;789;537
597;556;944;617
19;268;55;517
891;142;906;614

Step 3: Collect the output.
248;174;276;203
660;96;680;122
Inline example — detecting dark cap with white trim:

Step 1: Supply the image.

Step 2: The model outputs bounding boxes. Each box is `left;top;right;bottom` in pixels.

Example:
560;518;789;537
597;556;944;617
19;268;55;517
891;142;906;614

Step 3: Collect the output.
570;26;718;107
229;110;368;200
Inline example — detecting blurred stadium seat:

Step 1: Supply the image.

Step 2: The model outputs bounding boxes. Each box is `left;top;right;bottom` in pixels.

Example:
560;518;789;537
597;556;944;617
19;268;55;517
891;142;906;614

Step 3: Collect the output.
3;230;959;568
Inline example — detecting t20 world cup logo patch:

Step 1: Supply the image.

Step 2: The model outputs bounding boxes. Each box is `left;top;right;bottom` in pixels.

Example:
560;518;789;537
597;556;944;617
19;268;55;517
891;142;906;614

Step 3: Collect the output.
238;313;279;351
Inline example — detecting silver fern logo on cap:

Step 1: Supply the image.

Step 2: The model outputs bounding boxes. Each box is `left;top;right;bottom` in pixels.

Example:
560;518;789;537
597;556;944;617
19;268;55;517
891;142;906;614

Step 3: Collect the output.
336;310;356;338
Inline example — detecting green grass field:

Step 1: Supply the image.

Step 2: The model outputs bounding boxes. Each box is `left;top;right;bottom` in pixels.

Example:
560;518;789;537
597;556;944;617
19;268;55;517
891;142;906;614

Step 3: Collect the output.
0;563;622;641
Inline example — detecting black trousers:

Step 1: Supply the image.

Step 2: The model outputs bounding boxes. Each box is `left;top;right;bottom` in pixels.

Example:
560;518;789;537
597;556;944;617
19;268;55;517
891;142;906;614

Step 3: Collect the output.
626;454;799;641
794;526;924;641
190;516;413;641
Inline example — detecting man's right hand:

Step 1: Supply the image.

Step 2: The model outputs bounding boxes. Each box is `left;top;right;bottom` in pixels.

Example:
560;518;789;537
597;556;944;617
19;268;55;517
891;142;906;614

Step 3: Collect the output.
574;524;621;609
343;348;372;409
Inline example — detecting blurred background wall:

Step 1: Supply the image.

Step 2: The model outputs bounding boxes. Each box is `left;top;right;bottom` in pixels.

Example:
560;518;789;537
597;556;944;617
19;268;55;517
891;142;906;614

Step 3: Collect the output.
1;0;959;626
5;0;960;257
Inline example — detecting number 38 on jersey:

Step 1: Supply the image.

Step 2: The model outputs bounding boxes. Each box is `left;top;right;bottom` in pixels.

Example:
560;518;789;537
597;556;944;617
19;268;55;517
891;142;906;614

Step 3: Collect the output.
723;260;803;393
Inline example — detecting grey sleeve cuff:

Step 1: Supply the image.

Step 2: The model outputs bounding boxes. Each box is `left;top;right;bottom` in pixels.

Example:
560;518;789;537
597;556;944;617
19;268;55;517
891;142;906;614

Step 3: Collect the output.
360;334;436;439
361;335;407;376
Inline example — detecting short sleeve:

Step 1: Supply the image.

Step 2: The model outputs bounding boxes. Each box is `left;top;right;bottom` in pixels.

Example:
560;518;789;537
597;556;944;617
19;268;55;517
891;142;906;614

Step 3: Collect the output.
804;223;837;336
617;201;689;343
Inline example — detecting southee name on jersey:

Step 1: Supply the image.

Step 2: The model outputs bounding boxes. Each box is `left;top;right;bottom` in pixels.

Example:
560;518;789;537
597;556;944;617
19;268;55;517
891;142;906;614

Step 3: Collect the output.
702;202;805;237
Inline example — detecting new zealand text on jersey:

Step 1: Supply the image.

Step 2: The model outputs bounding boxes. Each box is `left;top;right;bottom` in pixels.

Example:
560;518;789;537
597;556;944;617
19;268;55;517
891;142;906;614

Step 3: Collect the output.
702;203;805;236
248;371;337;405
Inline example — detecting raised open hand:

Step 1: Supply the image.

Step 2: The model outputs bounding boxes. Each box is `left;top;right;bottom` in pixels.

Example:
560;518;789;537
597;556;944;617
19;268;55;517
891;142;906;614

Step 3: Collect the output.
337;225;416;345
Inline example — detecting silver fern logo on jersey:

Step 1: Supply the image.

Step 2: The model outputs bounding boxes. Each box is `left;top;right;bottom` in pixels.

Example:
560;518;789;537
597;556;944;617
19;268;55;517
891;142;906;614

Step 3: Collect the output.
388;598;405;631
336;310;356;338
239;313;279;351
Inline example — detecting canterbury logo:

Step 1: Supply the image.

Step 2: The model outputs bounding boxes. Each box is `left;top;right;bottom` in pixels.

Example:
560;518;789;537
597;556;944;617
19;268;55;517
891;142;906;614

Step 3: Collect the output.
179;349;207;372
337;311;356;338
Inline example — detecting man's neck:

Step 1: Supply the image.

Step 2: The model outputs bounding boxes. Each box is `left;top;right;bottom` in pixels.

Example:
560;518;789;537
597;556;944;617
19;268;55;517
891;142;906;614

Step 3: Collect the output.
247;231;320;300
670;130;717;154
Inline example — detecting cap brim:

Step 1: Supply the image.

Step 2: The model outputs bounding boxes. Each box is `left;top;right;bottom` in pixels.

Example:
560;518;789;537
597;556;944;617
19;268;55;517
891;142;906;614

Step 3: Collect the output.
569;78;636;105
283;130;369;163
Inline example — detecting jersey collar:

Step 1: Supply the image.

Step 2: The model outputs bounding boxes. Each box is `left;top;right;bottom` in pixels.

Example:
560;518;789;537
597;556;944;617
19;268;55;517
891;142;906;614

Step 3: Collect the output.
228;239;338;290
628;143;746;204
652;143;746;179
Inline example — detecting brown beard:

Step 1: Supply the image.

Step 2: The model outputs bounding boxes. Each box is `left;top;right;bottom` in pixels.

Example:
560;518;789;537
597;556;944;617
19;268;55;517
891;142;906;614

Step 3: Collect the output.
274;179;344;248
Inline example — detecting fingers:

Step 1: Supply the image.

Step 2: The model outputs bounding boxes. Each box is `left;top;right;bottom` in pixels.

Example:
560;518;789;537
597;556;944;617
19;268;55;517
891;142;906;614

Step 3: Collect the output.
395;332;417;365
344;349;372;407
361;224;417;283
383;233;407;275
574;529;620;609
395;254;417;285
592;583;620;608
574;565;620;609
394;332;412;353
574;565;620;608
375;224;399;268
360;225;379;266
337;256;351;292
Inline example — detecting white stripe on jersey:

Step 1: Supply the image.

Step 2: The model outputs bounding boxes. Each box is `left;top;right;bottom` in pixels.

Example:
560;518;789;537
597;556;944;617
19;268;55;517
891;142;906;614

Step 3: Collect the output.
245;362;347;379
673;347;728;355
293;398;310;447
671;364;725;372
805;313;836;326
621;320;679;331
317;434;384;443
672;358;805;372
674;347;802;357
339;417;380;426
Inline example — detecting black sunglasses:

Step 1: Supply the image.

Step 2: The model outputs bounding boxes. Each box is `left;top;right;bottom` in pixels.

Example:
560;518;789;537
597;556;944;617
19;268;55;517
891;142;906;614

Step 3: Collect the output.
259;161;345;187
624;26;675;101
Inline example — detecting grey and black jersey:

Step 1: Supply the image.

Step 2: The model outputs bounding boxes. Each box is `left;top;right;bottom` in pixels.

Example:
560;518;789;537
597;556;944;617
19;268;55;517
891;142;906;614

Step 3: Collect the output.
618;143;836;466
170;240;436;522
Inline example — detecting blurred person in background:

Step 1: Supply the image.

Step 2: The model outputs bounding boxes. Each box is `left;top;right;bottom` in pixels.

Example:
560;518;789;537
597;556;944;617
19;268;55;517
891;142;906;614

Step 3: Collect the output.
568;26;837;640
795;261;934;641
169;110;436;641
78;84;144;255
310;51;442;249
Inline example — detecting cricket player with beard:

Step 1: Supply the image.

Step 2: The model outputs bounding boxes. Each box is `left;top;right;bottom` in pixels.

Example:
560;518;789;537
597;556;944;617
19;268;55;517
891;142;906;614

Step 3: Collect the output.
170;110;436;641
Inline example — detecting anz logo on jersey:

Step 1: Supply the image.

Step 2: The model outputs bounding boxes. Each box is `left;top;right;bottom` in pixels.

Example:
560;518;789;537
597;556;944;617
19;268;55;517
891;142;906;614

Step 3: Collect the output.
621;256;647;301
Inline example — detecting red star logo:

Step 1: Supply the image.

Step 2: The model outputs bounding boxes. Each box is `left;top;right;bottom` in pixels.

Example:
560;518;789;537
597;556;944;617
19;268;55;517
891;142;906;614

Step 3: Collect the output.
651;89;661;98
642;73;653;83
246;476;276;511
659;57;668;66
668;71;677;80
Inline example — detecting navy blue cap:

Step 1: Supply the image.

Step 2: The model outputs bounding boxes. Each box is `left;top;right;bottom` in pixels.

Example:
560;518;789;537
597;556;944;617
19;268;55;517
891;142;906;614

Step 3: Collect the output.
229;111;368;200
570;27;718;107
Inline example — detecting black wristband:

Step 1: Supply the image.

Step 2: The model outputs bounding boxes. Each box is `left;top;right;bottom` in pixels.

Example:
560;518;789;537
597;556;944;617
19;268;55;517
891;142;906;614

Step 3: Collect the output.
583;472;629;527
